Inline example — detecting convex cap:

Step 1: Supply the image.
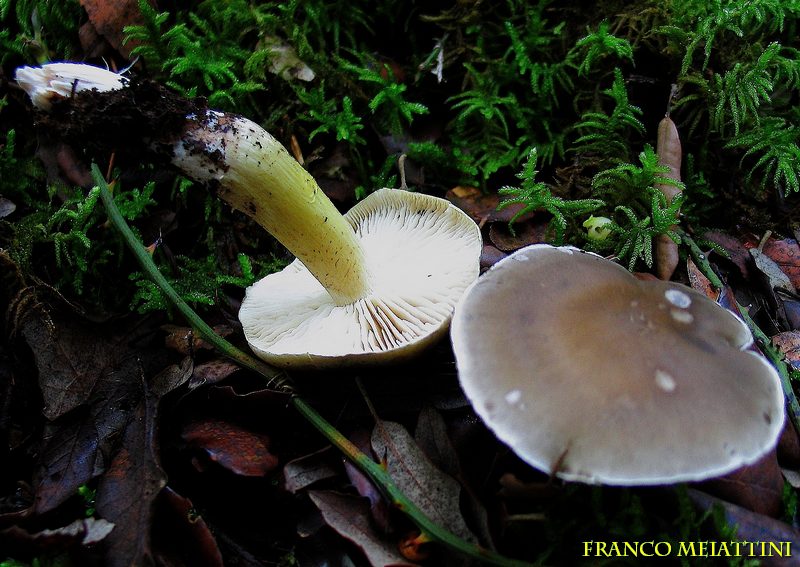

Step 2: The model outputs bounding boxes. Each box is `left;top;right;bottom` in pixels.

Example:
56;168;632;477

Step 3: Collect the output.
240;189;482;368
451;244;785;485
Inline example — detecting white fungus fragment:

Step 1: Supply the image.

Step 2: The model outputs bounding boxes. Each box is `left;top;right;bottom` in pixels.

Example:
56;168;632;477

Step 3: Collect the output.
664;288;692;309
670;309;694;324
655;370;677;392
505;389;522;404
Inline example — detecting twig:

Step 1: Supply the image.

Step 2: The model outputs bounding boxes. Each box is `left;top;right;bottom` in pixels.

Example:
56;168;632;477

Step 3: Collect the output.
93;164;291;392
91;163;533;567
680;229;800;432
737;304;800;434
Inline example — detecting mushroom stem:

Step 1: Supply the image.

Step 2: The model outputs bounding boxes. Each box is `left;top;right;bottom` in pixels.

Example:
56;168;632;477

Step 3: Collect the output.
15;63;372;306
173;110;372;305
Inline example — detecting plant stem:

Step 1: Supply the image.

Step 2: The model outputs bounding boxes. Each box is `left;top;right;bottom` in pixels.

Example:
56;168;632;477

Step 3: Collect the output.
737;303;800;434
679;230;723;290
680;229;800;432
92;164;291;392
92;163;532;567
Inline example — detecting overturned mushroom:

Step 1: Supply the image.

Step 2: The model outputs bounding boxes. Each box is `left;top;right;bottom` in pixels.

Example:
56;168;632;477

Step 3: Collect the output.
16;63;482;367
451;244;785;485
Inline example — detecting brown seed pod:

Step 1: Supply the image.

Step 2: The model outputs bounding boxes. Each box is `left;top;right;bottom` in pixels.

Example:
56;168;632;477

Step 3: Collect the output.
655;113;682;280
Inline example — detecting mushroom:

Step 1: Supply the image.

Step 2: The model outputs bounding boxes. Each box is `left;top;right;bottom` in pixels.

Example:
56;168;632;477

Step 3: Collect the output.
15;63;482;368
238;187;482;367
450;244;785;485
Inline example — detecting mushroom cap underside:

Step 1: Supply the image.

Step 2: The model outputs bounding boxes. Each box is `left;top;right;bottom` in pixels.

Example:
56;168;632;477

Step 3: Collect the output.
240;188;482;368
451;244;785;485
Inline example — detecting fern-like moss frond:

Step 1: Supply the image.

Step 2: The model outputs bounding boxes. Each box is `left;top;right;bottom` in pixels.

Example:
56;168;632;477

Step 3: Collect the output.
729;117;800;193
499;148;604;244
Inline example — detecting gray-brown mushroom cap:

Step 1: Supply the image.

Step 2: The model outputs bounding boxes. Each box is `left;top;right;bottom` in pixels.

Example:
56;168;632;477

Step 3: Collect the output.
451;244;785;485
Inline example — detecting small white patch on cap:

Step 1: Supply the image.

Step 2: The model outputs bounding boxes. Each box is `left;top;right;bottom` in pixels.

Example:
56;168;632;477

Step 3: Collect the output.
505;389;522;405
665;288;691;309
655;370;677;392
671;309;694;324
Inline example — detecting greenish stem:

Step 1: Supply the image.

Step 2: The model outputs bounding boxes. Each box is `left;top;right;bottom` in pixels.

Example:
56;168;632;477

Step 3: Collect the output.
92;163;532;567
680;229;800;433
679;229;723;290
737;303;800;434
92;164;291;392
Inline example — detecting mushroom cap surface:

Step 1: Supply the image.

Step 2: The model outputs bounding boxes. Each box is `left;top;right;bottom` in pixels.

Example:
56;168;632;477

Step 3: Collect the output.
239;188;482;368
451;244;785;485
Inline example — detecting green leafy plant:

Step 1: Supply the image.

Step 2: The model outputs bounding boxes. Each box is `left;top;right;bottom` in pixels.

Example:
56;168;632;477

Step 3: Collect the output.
728;116;800;194
0;0;81;63
573;68;645;163
499;148;604;244
125;0;262;108
662;0;795;75
0;129;42;202
296;84;365;144
592;145;685;269
338;56;429;135
129;252;279;314
569;21;634;76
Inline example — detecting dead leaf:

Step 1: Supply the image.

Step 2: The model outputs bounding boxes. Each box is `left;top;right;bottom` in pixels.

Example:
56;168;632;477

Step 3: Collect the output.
750;245;795;294
153;487;224;567
780;295;800;331
188;359;241;390
480;245;507;271
284;448;339;494
182;420;279;476
344;429;391;533
94;375;166;567
772;331;800;370
445;186;530;225
371;421;478;544
2;517;115;547
488;220;547;252
32;347;143;514
686;257;720;301
414;407;459;478
308;490;417;567
697;450;784;518
80;0;150;58
703;230;752;279
0;196;15;218
758;238;800;291
162;324;234;356
415;407;494;549
688;488;800;565
21;307;123;421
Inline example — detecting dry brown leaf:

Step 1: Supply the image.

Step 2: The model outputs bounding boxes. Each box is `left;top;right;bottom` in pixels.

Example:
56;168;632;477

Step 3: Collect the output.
154;487;224;567
308;490;417;567
757;238;800;291
480;244;508;271
445;186;530;225
0;196;15;218
371;421;478;544
182;420;279;477
697;450;784;518
80;0;150;58
488;220;547;252
686;257;721;301
772;331;800;370
688;488;800;566
283;448;339;494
